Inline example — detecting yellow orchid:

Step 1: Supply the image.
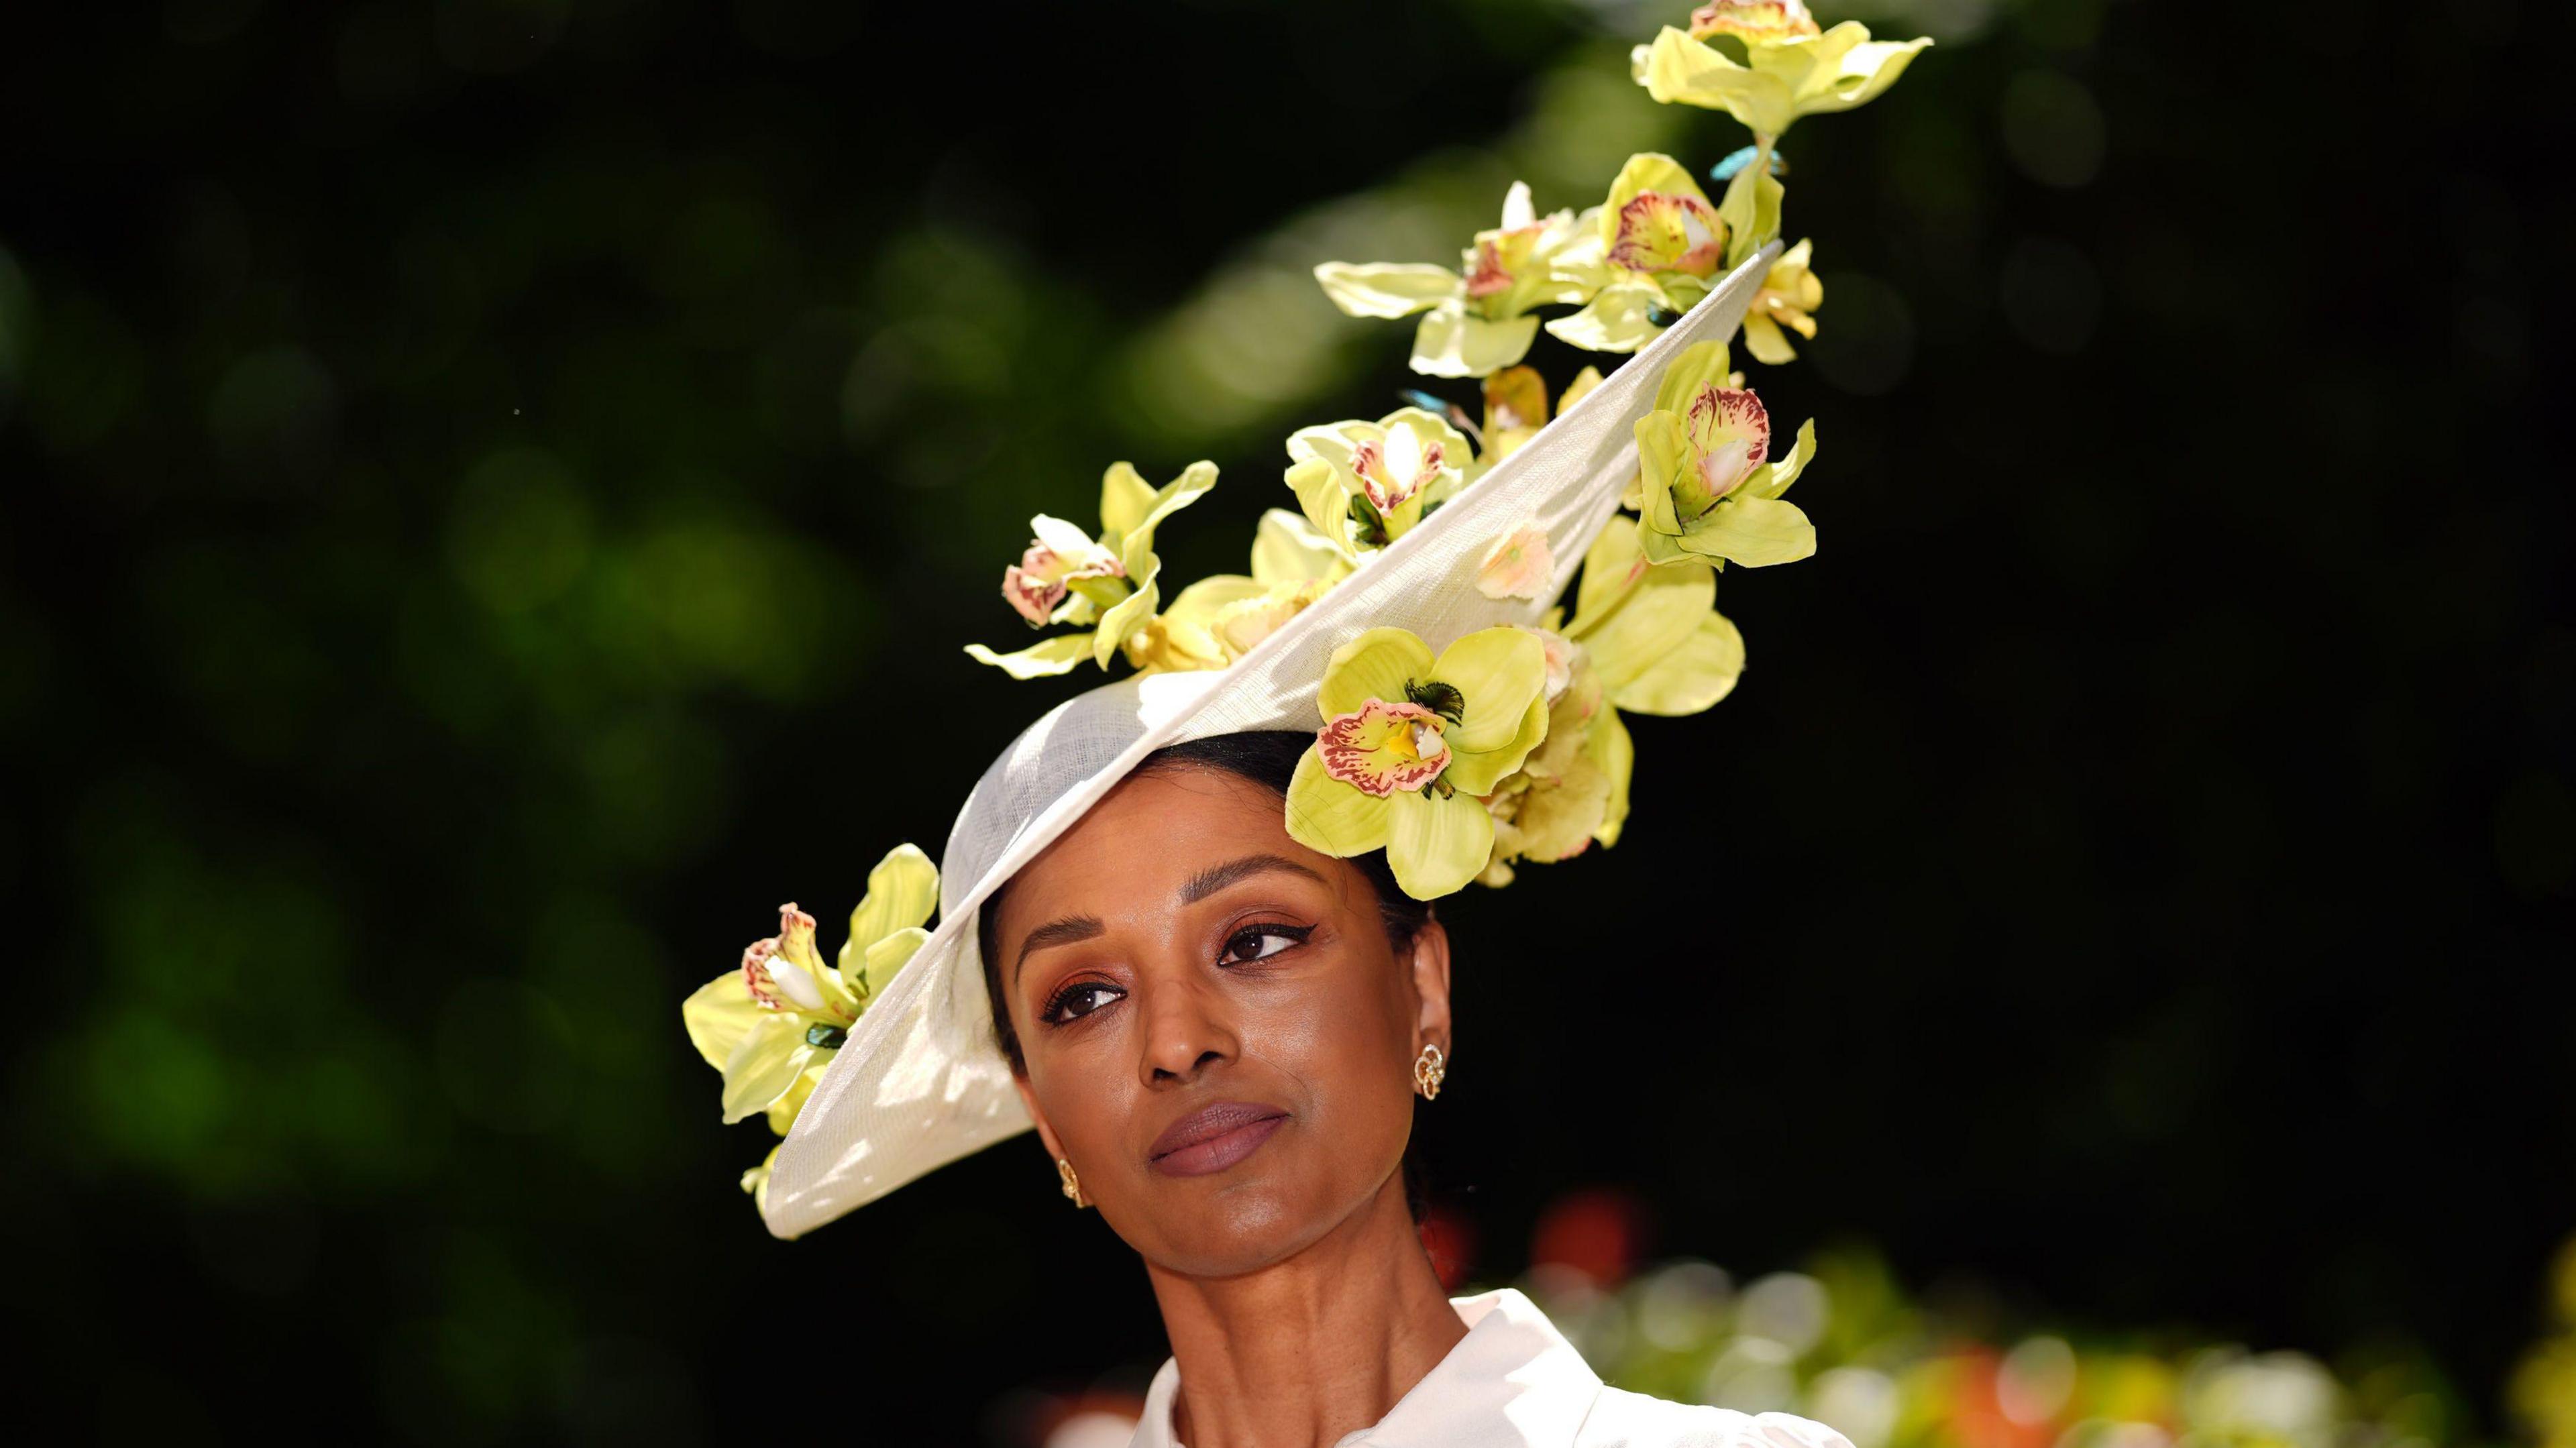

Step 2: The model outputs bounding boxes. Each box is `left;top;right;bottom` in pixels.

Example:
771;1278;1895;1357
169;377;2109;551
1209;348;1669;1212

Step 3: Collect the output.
1744;238;1823;364
1472;364;1603;476
1477;630;1631;887
1316;181;1601;378
681;844;939;1159
1631;340;1818;569
1122;510;1351;672
1285;626;1552;899
1477;513;1753;887
1554;514;1746;718
1284;407;1471;559
1480;367;1550;463
967;459;1218;679
1546;155;1729;355
1633;15;1930;140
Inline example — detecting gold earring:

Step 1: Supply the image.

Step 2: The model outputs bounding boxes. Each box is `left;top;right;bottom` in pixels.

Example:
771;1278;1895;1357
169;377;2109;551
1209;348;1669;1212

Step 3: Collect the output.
1413;1042;1446;1101
1056;1156;1089;1209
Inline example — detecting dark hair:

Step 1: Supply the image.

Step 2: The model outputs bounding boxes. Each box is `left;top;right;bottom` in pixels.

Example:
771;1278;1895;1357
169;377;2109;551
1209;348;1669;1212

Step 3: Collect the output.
976;729;1438;1221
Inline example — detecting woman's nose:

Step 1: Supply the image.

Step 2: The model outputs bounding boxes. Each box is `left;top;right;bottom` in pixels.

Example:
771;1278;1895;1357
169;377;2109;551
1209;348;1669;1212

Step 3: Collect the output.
1135;966;1238;1086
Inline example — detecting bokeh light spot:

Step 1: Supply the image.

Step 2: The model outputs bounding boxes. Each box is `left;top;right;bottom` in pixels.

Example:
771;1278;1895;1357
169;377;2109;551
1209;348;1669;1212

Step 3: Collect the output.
2001;237;2102;355
446;447;594;614
2002;70;2106;188
207;344;338;473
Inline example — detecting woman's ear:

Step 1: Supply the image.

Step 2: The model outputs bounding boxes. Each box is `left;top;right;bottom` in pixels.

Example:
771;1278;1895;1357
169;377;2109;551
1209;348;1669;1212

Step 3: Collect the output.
1407;916;1454;1057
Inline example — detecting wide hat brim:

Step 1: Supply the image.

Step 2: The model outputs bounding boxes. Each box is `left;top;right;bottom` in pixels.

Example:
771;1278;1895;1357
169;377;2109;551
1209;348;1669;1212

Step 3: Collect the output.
762;244;1781;1239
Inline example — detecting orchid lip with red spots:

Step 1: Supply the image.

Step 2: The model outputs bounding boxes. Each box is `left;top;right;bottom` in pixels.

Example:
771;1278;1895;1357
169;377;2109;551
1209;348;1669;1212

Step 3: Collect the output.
1609;190;1725;279
1688;0;1820;44
1682;383;1770;509
1000;538;1124;624
1316;698;1452;798
1348;425;1447;514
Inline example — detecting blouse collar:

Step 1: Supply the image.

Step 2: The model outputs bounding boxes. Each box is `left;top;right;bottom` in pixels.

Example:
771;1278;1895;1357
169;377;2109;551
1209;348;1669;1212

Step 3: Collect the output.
1128;1288;1603;1448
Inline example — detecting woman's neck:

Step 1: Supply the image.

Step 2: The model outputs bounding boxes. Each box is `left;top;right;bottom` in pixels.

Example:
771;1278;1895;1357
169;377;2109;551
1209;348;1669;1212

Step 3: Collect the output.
1144;1177;1468;1448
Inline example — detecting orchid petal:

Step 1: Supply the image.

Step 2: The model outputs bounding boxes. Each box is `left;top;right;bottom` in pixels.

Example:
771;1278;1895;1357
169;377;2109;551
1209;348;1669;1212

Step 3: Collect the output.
1680;494;1816;567
1285;747;1395;858
681;970;761;1073
1319;627;1438;721
1411;302;1539;379
1446;691;1550;796
1250;508;1349;584
1094;564;1160;667
964;633;1093;678
1385;787;1497;901
719;1020;812;1125
1573;514;1651;626
1314;262;1461;319
1633;411;1694;539
1591;707;1635;848
1717;153;1786;270
1163;573;1269;624
1758;417;1818;497
1600;154;1717;247
1284;457;1356;556
1612;610;1746;716
1545;282;1673;354
859;926;928;1001
1578;551;1717;693
842;843;938;974
1028;514;1097;558
1636;26;1801;135
1743;313;1795;365
1808;29;1933;117
1097;461;1156;543
1653;340;1737;416
1432;626;1550;755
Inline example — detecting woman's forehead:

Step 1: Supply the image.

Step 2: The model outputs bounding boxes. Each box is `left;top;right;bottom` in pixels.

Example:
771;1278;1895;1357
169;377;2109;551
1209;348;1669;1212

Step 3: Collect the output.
998;769;1345;926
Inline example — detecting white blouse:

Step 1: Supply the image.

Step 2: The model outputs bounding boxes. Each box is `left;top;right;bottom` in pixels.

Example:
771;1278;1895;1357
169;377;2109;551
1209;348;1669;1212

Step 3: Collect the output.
1125;1287;1860;1448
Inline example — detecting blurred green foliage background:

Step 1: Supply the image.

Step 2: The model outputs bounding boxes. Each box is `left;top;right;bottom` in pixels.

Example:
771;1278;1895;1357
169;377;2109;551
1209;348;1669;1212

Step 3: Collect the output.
2;0;2567;1443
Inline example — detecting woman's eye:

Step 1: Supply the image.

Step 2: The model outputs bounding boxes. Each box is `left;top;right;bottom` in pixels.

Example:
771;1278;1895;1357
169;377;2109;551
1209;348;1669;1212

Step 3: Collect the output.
1221;924;1311;965
1046;984;1122;1023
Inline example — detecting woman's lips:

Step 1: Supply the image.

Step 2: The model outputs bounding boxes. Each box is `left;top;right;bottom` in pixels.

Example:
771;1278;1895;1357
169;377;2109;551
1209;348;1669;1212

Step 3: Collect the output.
1147;1100;1289;1178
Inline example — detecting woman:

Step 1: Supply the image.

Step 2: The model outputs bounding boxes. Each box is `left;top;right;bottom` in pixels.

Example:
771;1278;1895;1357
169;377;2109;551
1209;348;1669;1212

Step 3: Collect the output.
976;730;1854;1447
686;9;1925;1440
691;249;1847;1447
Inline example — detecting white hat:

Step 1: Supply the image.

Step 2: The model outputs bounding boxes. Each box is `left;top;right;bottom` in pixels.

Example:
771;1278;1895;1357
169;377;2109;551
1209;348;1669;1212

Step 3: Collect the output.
759;243;1782;1240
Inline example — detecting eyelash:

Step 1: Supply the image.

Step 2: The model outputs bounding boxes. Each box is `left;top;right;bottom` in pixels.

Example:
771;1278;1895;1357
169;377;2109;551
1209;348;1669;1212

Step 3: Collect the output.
1220;922;1313;966
1036;922;1317;1026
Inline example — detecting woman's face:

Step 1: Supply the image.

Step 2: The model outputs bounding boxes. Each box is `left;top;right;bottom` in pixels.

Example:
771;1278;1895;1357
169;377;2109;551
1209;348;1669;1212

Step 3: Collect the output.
993;764;1450;1278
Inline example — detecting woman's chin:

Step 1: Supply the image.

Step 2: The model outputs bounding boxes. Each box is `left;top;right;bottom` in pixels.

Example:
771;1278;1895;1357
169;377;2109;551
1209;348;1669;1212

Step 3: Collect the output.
1132;1182;1328;1277
1127;1167;1399;1278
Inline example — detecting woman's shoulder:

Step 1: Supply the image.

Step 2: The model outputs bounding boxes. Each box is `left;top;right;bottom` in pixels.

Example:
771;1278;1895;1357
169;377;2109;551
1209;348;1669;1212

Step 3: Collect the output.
1576;1396;1862;1448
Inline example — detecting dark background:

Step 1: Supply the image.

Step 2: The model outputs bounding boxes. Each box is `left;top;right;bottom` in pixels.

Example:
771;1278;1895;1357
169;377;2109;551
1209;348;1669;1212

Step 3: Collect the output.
4;0;2568;1442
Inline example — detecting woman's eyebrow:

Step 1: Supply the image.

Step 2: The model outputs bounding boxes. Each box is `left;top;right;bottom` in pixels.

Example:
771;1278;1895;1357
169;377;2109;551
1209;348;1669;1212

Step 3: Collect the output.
1179;853;1326;905
1013;915;1104;985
